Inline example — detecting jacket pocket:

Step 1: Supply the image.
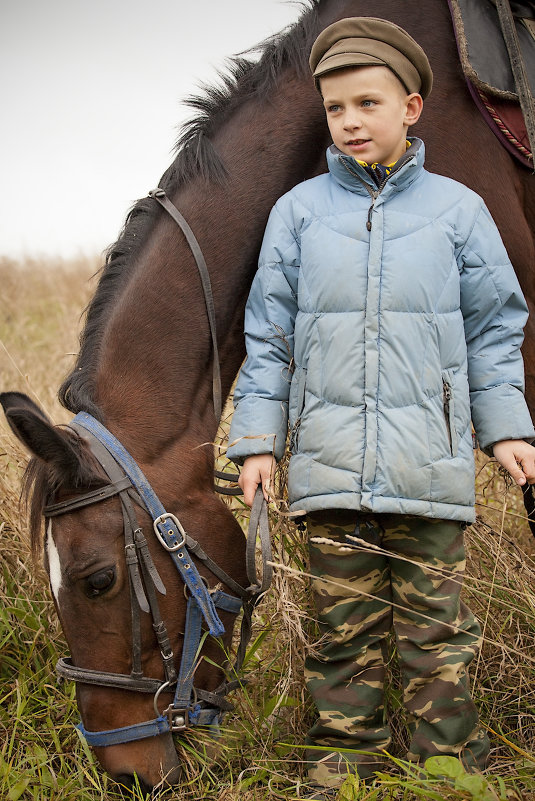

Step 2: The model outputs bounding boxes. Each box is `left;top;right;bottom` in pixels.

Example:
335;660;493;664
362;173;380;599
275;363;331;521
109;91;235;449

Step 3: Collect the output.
289;367;307;453
442;372;458;457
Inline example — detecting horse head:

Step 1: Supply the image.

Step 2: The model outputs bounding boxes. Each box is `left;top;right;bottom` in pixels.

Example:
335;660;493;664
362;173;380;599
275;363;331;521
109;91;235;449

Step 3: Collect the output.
1;391;249;793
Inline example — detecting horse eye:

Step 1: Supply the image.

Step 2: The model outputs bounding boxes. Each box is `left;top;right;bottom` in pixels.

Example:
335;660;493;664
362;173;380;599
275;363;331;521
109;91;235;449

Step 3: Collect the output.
85;568;116;598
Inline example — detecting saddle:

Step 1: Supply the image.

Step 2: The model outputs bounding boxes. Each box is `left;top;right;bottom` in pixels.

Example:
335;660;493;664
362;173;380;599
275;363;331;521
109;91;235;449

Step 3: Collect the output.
449;0;535;167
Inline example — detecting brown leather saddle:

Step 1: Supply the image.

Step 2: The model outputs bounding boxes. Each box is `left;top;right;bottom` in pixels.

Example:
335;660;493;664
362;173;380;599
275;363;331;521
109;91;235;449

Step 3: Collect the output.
449;0;535;167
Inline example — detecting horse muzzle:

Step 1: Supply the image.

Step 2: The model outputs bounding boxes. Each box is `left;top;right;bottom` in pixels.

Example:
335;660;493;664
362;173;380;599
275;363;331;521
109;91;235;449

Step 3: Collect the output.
99;733;182;795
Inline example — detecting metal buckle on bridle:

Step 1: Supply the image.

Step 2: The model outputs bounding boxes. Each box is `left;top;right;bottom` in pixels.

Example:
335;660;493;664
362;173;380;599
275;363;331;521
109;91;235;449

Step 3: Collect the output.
153;513;187;551
153;680;172;718
183;574;212;600
164;705;189;732
153;681;194;732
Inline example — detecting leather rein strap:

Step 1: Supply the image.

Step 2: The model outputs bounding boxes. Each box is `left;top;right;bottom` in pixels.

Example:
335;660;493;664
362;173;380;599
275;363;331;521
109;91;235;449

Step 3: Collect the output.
148;188;223;420
148;188;242;495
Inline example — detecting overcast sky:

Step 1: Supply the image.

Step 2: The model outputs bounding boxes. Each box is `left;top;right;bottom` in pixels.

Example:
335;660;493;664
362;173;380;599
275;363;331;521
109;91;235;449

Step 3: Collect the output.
1;1;306;260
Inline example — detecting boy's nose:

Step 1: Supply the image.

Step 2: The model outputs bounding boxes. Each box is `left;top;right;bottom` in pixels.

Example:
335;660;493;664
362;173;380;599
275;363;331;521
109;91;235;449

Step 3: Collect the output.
343;114;362;130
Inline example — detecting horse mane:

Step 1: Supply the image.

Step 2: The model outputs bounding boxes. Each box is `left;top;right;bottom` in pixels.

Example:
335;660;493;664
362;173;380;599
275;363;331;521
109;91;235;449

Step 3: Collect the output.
58;0;321;419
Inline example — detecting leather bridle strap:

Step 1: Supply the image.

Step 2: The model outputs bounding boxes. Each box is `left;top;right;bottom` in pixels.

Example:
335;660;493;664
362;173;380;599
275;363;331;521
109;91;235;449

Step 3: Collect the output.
56;657;165;693
44;477;132;516
71;423;177;685
146;191;251;500
148;188;222;420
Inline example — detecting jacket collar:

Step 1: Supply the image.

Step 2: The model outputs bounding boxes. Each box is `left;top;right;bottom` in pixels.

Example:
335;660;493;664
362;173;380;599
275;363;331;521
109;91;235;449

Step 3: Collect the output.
327;137;425;196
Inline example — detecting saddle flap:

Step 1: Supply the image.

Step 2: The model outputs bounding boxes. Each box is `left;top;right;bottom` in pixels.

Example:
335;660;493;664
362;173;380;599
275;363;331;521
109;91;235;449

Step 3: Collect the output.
449;0;535;98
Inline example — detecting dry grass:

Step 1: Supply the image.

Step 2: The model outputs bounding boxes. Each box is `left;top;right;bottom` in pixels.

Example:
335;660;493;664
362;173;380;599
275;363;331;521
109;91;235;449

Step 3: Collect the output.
0;254;99;609
0;254;99;420
1;256;535;800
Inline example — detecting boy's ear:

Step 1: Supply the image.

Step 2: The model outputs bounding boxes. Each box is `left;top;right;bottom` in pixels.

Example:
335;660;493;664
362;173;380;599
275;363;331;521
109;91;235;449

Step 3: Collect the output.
405;92;423;127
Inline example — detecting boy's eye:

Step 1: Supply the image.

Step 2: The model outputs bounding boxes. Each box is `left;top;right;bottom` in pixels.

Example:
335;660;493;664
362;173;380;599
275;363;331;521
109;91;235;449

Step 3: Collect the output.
326;104;342;113
362;99;376;108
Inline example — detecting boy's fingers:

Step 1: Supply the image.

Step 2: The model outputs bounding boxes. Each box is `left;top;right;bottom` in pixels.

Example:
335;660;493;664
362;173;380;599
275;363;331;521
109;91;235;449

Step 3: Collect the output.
241;477;259;507
238;473;257;507
240;472;271;506
502;455;527;486
237;456;275;506
493;441;535;485
519;457;535;484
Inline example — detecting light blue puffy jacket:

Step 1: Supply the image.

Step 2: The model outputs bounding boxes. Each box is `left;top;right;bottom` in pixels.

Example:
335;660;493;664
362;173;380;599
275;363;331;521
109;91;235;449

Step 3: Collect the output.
227;138;534;522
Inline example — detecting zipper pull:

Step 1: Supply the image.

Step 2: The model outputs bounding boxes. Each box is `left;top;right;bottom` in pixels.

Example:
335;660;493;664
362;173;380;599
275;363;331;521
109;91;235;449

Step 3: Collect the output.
443;378;452;409
442;378;454;455
366;204;373;231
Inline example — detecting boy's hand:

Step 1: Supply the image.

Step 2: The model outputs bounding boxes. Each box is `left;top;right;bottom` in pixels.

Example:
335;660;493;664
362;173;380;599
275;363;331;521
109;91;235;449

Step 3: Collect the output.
492;439;535;486
238;454;276;507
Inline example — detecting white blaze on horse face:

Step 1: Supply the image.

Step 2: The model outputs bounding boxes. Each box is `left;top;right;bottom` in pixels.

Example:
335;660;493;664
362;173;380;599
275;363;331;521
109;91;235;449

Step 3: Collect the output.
47;521;63;602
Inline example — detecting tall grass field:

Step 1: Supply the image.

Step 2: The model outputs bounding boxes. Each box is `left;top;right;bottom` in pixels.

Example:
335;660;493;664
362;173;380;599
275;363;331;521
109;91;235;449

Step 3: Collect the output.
1;255;535;801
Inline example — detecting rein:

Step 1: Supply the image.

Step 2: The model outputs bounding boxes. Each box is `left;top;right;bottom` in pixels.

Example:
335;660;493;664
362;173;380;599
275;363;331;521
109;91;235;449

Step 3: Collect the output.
149;186;242;497
46;192;272;747
148;188;223;421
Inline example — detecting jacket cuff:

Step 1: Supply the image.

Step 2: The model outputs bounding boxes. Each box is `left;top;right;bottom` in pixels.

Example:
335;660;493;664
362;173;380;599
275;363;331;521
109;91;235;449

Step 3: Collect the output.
471;384;535;455
226;396;288;465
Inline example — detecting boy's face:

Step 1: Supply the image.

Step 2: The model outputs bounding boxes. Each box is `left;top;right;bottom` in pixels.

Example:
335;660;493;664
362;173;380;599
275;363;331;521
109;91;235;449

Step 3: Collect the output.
320;65;422;165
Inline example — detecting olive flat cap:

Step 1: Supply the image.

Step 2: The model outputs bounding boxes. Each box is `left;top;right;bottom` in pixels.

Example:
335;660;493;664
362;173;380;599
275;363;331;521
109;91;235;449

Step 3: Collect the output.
309;17;433;98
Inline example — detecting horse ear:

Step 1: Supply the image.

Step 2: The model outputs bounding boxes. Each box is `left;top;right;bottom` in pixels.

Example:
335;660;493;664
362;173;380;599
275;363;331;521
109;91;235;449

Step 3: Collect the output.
0;392;85;479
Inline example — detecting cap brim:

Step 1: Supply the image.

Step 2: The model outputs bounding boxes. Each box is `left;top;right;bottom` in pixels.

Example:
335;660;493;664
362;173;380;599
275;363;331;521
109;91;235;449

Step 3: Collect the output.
313;51;385;79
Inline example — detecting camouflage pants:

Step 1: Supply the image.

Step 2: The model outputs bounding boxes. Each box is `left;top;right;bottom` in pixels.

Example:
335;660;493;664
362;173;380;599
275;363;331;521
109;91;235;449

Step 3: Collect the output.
305;511;489;787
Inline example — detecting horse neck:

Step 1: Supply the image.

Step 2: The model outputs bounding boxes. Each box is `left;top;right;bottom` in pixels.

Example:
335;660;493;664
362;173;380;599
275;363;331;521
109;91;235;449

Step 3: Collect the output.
92;0;453;459
93;66;328;461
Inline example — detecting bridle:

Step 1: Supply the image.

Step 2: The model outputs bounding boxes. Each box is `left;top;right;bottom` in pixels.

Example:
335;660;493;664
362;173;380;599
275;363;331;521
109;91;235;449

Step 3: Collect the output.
44;189;273;747
46;413;271;746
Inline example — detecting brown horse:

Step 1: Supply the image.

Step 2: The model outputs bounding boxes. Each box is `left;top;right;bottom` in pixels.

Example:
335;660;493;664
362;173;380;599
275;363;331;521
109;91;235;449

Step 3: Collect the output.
1;0;533;793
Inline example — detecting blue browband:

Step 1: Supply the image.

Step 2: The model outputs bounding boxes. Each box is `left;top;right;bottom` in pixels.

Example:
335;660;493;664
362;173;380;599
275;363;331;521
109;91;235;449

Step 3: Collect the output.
55;412;254;748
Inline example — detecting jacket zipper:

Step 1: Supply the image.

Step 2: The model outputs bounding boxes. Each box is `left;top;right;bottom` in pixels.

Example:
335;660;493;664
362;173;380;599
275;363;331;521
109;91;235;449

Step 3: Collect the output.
289;367;307;453
339;156;413;231
442;377;455;456
289;421;300;453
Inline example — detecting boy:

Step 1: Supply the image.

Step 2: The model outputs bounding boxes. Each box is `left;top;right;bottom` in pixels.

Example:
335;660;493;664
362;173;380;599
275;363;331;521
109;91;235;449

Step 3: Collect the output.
227;17;535;794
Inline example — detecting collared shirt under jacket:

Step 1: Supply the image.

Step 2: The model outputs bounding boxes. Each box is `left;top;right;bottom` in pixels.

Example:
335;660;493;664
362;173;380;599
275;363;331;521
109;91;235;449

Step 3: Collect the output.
227;138;535;522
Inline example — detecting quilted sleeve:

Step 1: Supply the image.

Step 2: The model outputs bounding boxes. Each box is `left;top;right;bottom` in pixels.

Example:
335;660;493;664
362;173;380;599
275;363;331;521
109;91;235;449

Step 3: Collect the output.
227;202;300;464
459;200;535;453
